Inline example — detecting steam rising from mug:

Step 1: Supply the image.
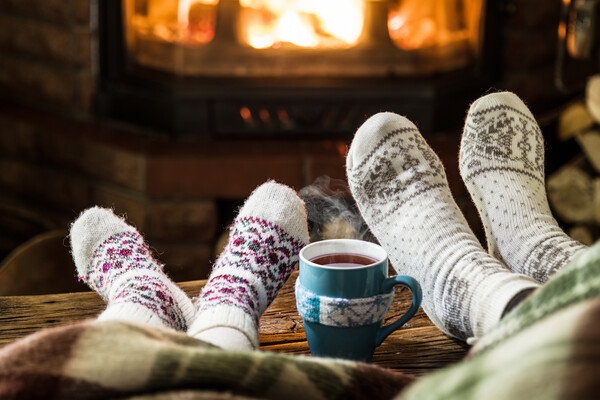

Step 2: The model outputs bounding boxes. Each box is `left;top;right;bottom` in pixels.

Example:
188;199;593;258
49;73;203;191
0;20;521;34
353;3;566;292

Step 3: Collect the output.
298;175;376;243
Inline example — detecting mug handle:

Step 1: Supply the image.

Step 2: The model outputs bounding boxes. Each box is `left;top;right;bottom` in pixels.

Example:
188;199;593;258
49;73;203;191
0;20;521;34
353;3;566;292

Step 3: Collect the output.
375;275;422;346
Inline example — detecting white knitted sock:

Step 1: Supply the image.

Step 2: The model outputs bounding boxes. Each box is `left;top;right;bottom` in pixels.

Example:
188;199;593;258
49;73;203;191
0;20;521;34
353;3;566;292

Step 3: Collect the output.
460;92;587;283
346;112;540;341
188;181;309;350
70;207;195;330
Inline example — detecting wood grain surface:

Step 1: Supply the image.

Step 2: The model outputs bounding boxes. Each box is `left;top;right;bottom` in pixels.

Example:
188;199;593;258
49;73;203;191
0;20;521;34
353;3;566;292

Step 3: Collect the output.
0;271;468;376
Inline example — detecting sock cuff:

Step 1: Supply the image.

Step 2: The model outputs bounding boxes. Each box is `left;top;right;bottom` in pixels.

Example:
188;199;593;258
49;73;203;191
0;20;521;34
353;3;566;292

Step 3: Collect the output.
97;303;169;328
237;181;309;244
468;271;540;341
188;305;259;349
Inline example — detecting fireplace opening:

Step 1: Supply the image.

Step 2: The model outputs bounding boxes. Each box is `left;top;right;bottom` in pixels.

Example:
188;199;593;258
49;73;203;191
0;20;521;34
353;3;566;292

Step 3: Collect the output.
97;0;495;138
123;0;482;77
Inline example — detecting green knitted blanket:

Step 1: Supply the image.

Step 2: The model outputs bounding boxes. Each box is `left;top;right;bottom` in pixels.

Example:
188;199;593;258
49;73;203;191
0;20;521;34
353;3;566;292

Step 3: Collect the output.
2;241;600;400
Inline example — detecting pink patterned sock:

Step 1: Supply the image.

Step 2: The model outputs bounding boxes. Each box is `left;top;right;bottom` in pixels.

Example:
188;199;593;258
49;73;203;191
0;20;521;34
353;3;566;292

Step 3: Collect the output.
188;181;309;350
70;207;195;331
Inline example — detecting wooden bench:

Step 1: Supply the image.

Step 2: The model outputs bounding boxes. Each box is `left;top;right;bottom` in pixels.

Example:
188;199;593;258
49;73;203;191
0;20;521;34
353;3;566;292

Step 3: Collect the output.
0;271;468;376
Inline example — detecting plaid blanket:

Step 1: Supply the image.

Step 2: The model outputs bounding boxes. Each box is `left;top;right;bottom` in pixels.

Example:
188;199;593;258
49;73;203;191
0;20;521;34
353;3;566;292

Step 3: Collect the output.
2;241;600;400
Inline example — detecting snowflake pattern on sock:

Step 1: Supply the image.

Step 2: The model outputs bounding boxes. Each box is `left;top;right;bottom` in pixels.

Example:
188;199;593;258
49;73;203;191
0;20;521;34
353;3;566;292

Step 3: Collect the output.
460;104;544;183
80;231;189;330
197;215;306;325
349;125;446;227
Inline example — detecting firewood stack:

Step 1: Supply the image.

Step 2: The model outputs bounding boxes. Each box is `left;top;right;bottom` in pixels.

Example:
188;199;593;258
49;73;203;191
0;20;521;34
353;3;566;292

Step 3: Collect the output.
548;75;600;245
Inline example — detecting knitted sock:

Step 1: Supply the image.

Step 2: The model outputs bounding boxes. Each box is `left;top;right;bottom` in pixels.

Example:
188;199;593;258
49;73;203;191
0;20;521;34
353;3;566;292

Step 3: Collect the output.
188;181;309;350
346;112;540;341
70;207;195;331
460;92;587;283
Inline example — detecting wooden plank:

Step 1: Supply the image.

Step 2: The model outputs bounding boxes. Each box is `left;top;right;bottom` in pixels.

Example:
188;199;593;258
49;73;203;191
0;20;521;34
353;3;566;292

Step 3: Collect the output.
0;272;468;376
0;281;205;346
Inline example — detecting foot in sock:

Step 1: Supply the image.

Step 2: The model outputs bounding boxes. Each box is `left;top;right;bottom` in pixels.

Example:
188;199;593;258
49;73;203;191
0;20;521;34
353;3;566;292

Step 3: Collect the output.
346;112;540;341
188;181;309;350
70;207;195;330
460;92;587;283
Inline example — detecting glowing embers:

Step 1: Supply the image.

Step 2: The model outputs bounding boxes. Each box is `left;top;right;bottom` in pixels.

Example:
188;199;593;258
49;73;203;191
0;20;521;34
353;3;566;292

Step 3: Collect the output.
127;0;481;50
239;105;290;128
239;0;365;49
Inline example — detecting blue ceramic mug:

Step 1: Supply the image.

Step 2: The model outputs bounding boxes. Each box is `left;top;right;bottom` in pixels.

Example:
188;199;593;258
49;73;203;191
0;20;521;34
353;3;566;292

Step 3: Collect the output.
296;239;422;362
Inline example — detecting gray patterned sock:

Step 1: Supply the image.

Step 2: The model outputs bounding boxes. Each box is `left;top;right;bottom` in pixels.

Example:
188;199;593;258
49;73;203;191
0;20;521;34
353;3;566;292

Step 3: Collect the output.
460;92;587;283
346;112;539;341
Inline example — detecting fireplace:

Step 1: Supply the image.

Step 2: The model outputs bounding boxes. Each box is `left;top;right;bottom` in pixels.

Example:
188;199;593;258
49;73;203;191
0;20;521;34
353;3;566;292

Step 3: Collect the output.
97;0;494;137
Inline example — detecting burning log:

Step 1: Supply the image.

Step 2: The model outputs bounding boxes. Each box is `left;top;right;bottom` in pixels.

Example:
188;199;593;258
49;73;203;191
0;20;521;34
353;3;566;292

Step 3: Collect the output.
568;224;598;246
548;74;600;245
558;101;595;141
576;129;600;173
547;156;595;224
586;74;600;123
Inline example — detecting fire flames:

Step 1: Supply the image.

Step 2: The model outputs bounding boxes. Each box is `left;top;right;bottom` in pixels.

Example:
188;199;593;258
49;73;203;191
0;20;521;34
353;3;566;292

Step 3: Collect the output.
239;0;365;49
177;0;219;29
131;0;365;48
387;0;472;50
130;0;477;52
130;0;219;45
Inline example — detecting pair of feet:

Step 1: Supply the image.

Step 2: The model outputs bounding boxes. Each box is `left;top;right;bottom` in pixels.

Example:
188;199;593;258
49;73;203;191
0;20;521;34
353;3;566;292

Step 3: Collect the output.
70;183;309;350
70;91;586;349
347;91;586;341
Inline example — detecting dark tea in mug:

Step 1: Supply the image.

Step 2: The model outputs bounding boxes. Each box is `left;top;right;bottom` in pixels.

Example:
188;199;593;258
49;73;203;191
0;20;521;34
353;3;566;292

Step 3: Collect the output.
310;253;378;268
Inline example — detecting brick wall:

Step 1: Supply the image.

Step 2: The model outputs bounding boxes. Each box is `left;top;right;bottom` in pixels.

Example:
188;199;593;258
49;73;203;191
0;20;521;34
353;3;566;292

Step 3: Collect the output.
0;0;591;283
0;0;95;114
0;101;358;281
0;105;219;281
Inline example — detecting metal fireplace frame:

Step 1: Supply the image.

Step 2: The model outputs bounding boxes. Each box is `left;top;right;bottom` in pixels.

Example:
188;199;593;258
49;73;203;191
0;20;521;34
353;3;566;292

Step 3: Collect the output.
96;0;499;138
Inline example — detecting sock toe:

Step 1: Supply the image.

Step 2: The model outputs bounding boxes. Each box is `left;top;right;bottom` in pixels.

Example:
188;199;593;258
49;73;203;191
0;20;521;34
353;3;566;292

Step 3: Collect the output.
468;91;535;121
238;181;309;244
70;207;137;276
347;112;416;170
